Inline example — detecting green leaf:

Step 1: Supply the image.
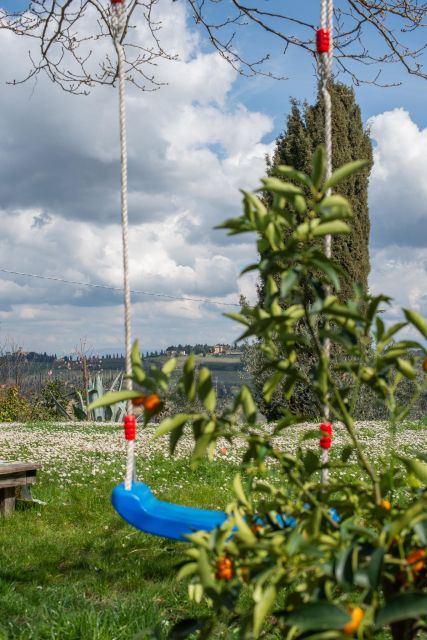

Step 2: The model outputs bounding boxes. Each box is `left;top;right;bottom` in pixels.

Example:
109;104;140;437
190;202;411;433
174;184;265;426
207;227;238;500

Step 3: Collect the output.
376;593;427;627
246;191;267;217
197;548;215;589
264;221;282;249
153;414;192;439
274;413;307;432
240;384;257;424
365;294;391;328
311;145;326;189
282;372;297;400
389;502;426;539
311;258;340;291
375;316;385;341
335;547;354;590
184;353;195;375
382;348;410;361
261;177;303;196
397;455;427;484
131;364;146;386
320;194;351;212
273;164;312;188
162;357;177;376
131;340;142;368
324;303;362;321
224;312;251;326
292;219;321;241
287;602;350;632
233;474;249;507
131;341;146;384
381;322;407;344
253;585;277;637
280;270;299;298
176;562;198;581
234;509;257;544
197;367;216;412
187;583;204;604
266;275;279;297
396;358;416;380
323;159;369;192
263;372;284;402
368;547;385;589
182;354;196;401
403;308;427;339
88;389;142;410
293;194;307;215
170;423;186;455
311;221;350;237
240;262;259;275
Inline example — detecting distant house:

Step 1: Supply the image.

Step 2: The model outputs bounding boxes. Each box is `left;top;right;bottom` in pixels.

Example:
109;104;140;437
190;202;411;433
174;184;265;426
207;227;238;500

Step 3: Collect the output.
213;344;230;355
166;349;178;358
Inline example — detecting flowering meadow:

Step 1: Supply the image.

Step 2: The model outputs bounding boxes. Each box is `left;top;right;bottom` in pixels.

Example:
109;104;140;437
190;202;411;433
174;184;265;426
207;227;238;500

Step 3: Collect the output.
1;420;427;490
1;419;427;639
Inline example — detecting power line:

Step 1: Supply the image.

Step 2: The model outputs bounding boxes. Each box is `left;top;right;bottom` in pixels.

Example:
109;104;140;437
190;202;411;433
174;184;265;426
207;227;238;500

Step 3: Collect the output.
0;267;241;308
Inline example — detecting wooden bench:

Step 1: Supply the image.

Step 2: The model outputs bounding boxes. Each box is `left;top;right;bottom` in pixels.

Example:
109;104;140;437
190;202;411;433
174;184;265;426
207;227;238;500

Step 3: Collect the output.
0;461;42;516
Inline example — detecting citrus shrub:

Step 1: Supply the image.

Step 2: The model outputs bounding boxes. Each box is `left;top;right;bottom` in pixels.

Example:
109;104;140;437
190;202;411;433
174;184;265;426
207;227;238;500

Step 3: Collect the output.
91;147;427;640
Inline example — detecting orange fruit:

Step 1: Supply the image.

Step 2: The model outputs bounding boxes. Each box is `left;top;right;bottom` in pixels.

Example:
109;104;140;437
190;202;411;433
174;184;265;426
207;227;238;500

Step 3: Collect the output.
380;499;391;510
216;556;234;581
132;394;147;406
406;549;426;574
342;607;364;635
142;394;162;411
250;523;264;536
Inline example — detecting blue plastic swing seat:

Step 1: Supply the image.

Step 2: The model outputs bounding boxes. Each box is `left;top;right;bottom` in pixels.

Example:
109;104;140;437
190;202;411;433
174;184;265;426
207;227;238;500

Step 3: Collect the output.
112;483;340;542
112;482;228;541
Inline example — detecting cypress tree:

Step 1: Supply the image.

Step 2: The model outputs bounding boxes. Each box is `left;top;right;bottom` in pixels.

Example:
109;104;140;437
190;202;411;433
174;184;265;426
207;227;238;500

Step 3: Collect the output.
249;82;373;419
271;83;372;300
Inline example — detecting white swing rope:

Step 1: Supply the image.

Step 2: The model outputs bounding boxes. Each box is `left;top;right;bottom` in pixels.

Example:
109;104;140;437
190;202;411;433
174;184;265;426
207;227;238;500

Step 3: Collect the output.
111;0;334;489
319;0;334;484
112;1;135;491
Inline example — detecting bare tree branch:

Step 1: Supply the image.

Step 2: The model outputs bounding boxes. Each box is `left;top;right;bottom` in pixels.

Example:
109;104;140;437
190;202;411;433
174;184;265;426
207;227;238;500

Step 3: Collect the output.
1;0;426;94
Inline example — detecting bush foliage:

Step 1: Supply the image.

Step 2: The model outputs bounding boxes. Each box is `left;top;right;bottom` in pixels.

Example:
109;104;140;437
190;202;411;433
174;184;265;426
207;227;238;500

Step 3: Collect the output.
0;386;32;421
93;148;427;640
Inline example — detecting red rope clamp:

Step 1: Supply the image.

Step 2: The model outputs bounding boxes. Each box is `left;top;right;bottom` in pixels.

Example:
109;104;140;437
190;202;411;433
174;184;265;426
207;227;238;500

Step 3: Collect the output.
316;28;330;54
319;422;332;449
124;415;137;441
111;0;124;3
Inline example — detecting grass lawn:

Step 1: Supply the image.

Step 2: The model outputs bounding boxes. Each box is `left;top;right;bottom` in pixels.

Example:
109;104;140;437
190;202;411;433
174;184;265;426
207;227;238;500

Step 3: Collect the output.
1;419;427;639
0;422;239;639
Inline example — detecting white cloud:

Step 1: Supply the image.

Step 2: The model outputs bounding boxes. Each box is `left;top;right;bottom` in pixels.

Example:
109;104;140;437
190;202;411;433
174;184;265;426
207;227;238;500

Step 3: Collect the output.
369;108;427;248
368;245;427;342
0;3;272;352
367;109;427;337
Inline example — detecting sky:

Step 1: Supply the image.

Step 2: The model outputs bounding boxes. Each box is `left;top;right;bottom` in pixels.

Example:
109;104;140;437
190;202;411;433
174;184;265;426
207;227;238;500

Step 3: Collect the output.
0;0;427;355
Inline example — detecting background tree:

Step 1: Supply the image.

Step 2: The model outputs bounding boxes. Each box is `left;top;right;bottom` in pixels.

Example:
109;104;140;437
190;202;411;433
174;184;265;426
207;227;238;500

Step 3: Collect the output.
246;82;373;419
272;83;372;303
